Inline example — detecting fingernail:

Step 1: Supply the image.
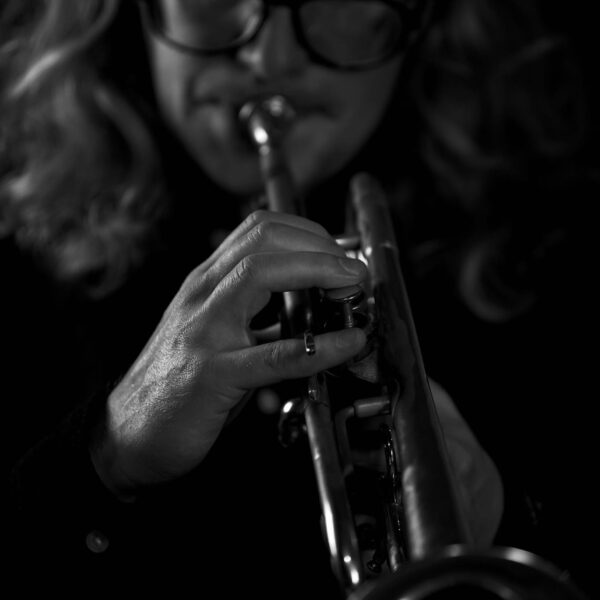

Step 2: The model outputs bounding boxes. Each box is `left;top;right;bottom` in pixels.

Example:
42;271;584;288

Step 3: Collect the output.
339;257;365;277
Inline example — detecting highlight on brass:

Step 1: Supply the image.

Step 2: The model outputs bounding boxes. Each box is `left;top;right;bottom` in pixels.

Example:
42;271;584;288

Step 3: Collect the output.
238;95;589;600
240;94;296;150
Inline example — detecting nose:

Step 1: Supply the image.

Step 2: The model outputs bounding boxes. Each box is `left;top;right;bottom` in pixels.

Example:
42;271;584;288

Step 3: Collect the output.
236;8;310;79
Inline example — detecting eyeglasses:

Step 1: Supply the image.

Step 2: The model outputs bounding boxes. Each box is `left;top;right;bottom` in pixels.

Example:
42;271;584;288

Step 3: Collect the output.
139;0;432;70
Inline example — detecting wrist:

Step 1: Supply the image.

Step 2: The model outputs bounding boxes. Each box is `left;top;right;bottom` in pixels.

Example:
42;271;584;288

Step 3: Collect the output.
89;420;138;504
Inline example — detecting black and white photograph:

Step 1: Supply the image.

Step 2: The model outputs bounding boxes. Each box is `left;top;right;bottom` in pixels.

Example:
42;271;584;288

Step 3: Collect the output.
2;1;597;598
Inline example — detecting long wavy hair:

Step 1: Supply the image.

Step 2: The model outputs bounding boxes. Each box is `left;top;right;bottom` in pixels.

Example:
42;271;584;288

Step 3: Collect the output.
0;0;593;316
0;0;164;297
409;0;592;321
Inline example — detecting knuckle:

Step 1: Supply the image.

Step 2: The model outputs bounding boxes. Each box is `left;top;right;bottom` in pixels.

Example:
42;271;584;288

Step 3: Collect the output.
178;265;211;309
234;254;260;284
249;219;277;248
180;266;199;293
263;342;285;371
244;209;271;230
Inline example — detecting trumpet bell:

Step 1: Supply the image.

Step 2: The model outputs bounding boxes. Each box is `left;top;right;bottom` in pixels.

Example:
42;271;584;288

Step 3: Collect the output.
348;546;589;600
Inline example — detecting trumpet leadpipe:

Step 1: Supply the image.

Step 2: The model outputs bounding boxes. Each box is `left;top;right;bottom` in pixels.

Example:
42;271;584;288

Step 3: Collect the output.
239;95;314;338
239;95;302;216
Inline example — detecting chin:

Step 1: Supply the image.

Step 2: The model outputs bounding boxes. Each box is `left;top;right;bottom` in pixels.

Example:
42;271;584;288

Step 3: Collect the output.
207;162;265;197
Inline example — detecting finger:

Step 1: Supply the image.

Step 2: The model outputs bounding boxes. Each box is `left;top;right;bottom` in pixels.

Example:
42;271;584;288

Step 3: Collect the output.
208;251;367;321
205;221;346;289
192;218;348;299
203;210;338;272
220;327;367;390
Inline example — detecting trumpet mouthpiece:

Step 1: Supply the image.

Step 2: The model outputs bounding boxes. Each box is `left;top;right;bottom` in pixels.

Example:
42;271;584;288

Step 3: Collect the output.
239;95;296;149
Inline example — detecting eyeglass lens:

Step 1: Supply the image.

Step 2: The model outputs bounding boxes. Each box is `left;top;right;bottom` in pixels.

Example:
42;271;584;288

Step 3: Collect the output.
153;0;408;65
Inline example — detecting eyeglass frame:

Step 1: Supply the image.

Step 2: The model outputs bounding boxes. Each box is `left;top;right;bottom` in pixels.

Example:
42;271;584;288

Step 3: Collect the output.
138;0;433;71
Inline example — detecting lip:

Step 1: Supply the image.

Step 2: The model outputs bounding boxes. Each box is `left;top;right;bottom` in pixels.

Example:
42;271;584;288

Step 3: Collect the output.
189;101;268;154
192;94;332;150
196;97;329;118
189;68;334;114
193;84;334;117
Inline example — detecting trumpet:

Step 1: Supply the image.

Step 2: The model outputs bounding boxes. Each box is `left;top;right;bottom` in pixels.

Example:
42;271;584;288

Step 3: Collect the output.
239;95;588;600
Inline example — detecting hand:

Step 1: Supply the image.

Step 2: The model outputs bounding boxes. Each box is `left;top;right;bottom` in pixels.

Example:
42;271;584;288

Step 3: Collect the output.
90;210;367;499
429;379;504;546
350;379;504;546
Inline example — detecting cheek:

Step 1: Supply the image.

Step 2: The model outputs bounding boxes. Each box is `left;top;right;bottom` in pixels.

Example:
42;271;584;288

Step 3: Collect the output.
149;44;188;130
149;49;244;187
336;61;402;149
148;43;263;193
148;43;218;149
293;60;402;185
